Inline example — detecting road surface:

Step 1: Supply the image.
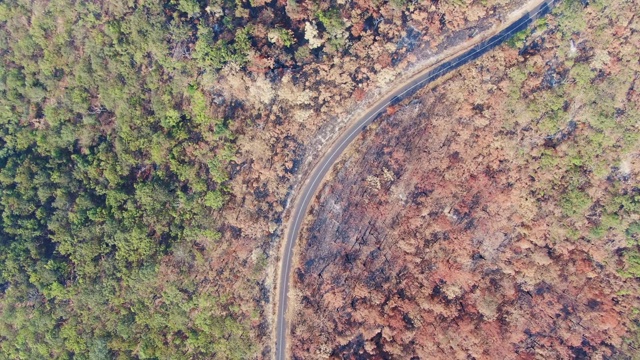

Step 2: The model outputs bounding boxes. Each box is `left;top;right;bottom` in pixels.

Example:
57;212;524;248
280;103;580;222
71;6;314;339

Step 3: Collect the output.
275;1;557;358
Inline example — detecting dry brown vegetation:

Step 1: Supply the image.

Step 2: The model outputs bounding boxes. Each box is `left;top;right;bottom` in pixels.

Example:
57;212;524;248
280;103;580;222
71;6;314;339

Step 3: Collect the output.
291;0;640;358
4;0;637;357
0;0;536;357
217;0;539;355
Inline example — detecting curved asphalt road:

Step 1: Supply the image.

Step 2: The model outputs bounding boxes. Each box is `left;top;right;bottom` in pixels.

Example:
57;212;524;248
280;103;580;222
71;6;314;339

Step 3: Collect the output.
275;1;557;358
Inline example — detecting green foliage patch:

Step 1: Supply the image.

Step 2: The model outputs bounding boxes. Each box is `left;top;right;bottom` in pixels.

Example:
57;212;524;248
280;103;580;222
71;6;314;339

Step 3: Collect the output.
507;3;640;350
0;0;252;358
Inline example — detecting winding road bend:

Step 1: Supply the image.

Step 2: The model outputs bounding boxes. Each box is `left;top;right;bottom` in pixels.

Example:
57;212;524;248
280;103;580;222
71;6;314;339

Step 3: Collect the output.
275;0;557;358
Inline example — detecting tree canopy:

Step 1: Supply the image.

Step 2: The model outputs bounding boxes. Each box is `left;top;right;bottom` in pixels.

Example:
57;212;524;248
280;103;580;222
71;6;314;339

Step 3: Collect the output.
0;1;250;358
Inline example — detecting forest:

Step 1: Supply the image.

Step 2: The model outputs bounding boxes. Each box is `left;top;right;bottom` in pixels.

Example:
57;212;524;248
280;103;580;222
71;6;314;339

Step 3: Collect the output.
0;0;527;358
291;0;640;358
2;0;632;358
0;1;250;358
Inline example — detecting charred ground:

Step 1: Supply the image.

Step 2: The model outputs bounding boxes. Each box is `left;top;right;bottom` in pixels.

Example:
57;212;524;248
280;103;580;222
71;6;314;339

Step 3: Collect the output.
292;1;640;358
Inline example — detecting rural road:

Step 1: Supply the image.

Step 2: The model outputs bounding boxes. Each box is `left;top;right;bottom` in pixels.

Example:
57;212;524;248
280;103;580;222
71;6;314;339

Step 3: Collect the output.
275;0;557;358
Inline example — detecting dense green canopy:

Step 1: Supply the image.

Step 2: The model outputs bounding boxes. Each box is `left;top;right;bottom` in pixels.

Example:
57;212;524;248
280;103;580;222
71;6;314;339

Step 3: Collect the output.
0;1;250;358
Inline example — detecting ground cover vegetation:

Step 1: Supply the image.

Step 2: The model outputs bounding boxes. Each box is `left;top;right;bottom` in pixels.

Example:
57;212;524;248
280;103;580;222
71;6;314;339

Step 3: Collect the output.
0;0;561;358
292;0;640;358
